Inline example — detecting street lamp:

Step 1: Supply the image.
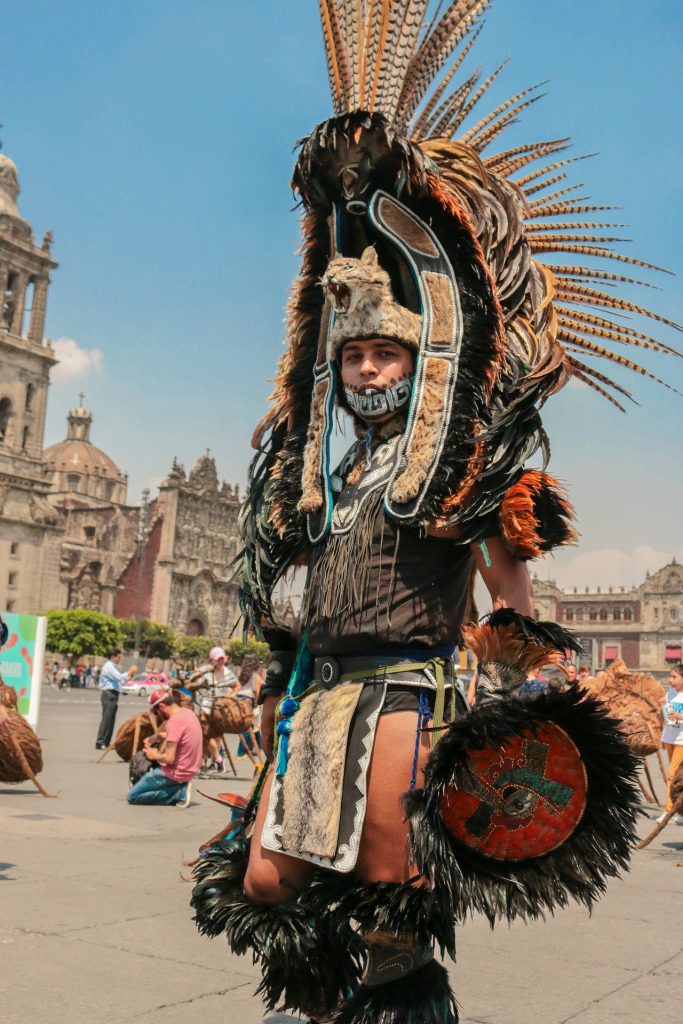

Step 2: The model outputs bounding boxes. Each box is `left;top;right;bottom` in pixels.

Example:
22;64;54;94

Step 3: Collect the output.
133;488;150;659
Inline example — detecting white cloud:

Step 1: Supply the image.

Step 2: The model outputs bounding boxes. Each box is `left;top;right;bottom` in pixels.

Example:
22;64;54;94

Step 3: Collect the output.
535;544;683;591
51;337;103;384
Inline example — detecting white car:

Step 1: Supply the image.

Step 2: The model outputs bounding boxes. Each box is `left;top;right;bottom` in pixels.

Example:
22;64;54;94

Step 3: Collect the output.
121;672;169;698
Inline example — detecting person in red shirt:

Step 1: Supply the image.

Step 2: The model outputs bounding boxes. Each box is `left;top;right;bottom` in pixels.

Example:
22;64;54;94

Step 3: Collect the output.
127;689;202;805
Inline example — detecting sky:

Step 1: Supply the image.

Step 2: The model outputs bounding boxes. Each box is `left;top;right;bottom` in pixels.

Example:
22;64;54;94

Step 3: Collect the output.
1;0;682;591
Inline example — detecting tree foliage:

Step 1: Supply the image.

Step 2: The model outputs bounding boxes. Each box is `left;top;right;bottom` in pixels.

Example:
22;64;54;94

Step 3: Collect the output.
227;638;270;664
118;619;176;659
46;609;122;658
46;608;270;668
175;634;213;666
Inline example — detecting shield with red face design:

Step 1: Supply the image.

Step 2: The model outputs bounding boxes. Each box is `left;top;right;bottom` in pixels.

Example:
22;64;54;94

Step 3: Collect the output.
440;722;587;861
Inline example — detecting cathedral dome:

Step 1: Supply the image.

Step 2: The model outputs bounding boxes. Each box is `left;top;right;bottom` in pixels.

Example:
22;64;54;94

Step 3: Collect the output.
45;403;128;505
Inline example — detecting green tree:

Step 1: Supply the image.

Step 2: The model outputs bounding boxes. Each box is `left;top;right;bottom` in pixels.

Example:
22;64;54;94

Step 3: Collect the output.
227;638;270;665
118;619;176;659
175;634;212;666
46;609;122;660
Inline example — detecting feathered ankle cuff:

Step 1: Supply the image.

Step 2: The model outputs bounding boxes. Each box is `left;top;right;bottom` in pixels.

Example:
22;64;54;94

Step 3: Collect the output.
336;955;458;1024
192;854;362;1016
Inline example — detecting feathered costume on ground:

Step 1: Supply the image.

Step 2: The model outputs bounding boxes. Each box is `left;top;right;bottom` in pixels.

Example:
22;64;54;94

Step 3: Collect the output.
192;4;679;1021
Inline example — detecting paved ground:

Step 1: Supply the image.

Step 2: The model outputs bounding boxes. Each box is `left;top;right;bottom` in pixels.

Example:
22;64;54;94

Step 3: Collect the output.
1;689;681;1024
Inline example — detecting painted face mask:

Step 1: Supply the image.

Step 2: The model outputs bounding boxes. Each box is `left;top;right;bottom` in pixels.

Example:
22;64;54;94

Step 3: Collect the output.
343;376;413;421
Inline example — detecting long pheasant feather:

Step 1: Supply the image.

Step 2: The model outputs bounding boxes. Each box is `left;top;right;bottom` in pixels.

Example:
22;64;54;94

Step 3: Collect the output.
412;21;483;138
556;314;680;358
565;360;628;411
319;0;345;113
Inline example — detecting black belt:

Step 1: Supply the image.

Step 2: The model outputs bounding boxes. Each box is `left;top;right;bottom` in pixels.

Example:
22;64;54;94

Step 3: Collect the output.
312;654;455;690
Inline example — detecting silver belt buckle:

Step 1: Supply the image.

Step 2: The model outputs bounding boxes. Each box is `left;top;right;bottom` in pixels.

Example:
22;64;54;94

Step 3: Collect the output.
316;657;340;689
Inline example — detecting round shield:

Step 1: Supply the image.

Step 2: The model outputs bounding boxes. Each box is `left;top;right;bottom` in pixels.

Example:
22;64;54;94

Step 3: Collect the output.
440;722;587;861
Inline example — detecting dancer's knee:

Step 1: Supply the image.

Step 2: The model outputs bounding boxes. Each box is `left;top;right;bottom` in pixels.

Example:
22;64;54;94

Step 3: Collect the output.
243;863;289;903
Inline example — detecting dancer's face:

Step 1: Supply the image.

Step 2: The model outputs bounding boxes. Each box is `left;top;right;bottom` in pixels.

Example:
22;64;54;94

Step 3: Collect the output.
340;338;414;423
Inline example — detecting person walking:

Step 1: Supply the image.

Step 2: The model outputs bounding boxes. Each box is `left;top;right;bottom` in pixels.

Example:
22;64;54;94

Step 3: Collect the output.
127;688;202;805
95;650;136;750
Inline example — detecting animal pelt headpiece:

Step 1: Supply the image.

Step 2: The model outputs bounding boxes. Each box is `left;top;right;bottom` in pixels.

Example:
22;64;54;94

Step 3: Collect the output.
240;0;681;635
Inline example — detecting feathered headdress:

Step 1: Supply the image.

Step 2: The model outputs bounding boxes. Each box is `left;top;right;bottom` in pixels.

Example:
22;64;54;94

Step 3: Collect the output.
240;0;681;635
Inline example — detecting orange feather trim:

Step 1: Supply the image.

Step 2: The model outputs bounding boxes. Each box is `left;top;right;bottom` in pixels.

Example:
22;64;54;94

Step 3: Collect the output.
499;470;578;560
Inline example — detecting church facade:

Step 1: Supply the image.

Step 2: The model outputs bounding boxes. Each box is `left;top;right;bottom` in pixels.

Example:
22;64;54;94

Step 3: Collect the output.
0;152;241;638
532;560;683;676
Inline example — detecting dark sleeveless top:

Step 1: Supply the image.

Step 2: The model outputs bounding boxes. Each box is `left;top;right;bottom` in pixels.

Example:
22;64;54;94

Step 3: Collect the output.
304;435;474;656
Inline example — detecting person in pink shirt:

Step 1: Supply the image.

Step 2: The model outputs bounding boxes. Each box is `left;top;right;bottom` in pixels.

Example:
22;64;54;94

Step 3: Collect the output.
127;689;202;805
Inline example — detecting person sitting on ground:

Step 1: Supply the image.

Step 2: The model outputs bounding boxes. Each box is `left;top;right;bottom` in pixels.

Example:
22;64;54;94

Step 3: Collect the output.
127;688;202;805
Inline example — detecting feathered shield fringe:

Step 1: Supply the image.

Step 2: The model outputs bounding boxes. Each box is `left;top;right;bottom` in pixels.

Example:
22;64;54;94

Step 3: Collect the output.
403;688;641;926
191;847;362;1015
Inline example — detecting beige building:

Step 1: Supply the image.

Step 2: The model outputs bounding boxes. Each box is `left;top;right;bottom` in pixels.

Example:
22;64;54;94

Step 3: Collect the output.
44;408;242;638
532;559;683;677
0;151;242;639
0;152;63;614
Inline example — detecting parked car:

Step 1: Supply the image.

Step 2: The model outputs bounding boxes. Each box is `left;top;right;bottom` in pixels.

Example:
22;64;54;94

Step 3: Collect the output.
121;672;169;698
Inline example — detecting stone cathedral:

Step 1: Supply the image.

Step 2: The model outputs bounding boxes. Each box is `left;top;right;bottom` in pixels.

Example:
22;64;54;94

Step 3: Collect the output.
0;151;241;638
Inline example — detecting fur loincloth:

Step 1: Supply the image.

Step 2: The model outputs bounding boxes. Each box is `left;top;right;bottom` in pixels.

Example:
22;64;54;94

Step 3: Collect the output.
281;683;363;858
262;682;387;872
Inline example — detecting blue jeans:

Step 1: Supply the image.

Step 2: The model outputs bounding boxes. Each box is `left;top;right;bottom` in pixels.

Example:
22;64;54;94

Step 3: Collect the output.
127;768;186;805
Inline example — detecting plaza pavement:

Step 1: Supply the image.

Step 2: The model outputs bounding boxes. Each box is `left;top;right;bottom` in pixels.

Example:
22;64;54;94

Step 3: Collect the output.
1;688;681;1024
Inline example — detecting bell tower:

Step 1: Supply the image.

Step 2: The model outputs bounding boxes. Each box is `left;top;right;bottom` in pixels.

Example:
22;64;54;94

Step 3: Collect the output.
0;150;63;614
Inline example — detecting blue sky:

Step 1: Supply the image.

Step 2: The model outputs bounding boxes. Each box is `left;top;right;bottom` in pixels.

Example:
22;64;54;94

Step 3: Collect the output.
2;0;682;589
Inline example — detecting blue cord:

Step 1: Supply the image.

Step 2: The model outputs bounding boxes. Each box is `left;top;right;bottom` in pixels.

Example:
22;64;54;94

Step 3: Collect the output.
409;689;432;791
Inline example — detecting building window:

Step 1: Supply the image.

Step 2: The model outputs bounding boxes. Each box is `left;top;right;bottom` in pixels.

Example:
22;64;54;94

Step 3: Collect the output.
2;272;18;329
613;609;621;621
575;609;584;623
589;609;597;621
565;610;574;622
67;474;80;492
84;526;96;541
104;480;115;501
8;572;17;587
10;542;19;556
21;279;35;337
623;608;633;622
0;397;12;443
672;608;679;621
25;383;35;410
599;608;608;622
6;600;15;612
21;425;29;451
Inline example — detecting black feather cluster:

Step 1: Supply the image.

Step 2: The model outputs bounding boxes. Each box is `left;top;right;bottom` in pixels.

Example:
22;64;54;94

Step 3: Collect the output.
191;849;362;1015
484;607;584;656
317;876;457;963
403;687;641;926
336;957;458;1024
